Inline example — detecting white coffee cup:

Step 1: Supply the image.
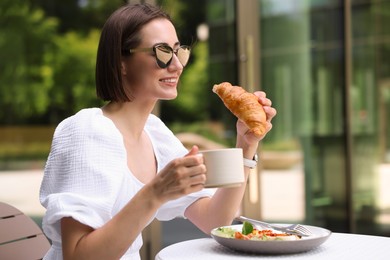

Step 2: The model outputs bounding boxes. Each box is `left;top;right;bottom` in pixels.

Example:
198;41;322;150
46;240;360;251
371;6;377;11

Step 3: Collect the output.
201;148;245;188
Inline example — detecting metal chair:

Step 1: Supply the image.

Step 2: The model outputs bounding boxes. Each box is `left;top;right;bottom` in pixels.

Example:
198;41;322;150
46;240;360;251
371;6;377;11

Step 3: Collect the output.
0;202;50;260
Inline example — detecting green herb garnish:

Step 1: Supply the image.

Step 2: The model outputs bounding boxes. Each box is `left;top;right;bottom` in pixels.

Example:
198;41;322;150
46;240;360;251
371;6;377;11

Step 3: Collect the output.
242;221;253;235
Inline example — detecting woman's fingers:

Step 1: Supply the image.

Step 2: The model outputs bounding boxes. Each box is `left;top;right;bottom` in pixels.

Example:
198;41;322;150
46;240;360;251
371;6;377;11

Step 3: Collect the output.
253;91;276;122
259;96;272;107
263;106;277;122
177;161;206;186
155;154;207;200
185;145;199;156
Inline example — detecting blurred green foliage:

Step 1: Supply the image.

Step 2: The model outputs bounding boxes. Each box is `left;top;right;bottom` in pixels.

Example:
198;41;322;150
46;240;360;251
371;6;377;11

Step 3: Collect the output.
45;30;102;123
0;0;104;124
0;0;58;123
0;0;212;126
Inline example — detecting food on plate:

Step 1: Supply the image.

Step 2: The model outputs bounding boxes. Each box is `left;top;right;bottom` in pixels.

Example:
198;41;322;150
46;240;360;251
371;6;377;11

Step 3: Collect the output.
215;222;302;241
212;82;267;137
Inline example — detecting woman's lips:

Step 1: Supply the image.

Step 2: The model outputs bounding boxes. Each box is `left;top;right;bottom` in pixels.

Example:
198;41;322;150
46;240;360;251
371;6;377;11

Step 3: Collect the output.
159;77;178;83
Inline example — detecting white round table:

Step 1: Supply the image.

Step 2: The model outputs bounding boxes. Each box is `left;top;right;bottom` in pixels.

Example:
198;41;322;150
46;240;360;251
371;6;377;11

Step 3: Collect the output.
155;233;390;260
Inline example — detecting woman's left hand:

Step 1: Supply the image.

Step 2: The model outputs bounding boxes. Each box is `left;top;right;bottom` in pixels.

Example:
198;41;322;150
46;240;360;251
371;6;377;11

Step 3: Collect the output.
236;91;277;144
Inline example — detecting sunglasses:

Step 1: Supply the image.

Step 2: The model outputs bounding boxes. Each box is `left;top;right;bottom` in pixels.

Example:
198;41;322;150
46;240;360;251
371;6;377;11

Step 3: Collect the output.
125;44;191;69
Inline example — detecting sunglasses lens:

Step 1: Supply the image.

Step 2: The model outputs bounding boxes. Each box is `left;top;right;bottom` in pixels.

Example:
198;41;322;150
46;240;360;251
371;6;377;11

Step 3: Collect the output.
154;45;191;68
155;46;173;68
177;47;191;67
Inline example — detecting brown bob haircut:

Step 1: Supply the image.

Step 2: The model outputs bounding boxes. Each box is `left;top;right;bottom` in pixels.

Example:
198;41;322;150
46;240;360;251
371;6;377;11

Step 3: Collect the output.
95;3;172;102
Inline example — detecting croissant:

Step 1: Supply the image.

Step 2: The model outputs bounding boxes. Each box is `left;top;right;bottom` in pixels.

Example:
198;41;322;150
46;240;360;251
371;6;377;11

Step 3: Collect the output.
212;82;267;137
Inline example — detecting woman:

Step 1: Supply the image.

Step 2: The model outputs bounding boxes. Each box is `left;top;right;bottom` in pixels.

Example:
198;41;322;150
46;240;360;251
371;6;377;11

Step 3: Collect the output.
40;3;276;260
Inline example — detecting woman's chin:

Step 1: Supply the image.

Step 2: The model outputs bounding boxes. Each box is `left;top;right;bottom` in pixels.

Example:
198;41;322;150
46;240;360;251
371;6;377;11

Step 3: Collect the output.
161;92;178;100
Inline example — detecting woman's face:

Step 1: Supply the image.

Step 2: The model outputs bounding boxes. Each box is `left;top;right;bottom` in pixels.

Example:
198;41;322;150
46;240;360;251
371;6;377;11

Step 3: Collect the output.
121;18;184;102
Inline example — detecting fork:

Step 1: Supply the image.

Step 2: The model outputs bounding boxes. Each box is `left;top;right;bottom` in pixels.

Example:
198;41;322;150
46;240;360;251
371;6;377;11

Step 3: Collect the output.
235;216;312;237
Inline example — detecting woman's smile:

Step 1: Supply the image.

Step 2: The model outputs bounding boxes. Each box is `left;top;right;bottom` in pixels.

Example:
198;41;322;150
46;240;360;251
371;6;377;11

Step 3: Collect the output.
159;77;179;86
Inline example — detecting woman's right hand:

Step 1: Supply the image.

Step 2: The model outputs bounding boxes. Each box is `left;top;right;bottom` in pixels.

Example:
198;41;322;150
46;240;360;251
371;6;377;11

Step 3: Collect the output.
147;145;206;204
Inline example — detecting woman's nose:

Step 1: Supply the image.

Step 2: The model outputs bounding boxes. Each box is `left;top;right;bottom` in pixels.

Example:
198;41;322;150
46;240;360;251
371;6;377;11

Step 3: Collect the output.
167;53;184;71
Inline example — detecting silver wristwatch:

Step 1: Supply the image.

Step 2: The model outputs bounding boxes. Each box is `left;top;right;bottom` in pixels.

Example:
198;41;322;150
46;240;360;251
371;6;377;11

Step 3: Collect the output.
243;154;258;169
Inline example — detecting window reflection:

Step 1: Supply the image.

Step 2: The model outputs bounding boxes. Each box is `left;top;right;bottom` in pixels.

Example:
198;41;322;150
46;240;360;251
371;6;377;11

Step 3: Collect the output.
206;0;389;235
259;0;390;235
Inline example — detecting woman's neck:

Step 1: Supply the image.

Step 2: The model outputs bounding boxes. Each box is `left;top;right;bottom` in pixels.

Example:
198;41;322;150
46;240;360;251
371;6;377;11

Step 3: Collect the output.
102;101;155;140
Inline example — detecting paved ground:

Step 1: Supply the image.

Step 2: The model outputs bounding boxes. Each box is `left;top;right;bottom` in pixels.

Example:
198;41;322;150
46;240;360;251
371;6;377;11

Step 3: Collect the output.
0;170;45;217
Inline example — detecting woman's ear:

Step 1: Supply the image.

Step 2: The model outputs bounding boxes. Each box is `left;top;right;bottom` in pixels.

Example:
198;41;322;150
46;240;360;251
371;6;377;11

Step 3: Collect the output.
121;59;127;75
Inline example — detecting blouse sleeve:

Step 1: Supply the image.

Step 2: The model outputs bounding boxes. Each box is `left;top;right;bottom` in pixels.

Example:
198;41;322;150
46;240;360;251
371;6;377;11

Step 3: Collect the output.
39;109;129;241
145;115;216;221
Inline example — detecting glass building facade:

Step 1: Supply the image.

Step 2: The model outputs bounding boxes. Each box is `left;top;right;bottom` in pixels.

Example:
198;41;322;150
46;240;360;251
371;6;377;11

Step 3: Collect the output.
206;0;390;235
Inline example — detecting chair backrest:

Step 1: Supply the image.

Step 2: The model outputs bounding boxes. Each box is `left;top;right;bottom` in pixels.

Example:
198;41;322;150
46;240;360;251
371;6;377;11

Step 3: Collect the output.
0;202;50;260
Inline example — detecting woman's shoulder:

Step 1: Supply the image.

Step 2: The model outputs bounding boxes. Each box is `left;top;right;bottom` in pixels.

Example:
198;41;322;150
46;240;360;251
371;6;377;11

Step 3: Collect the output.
54;108;118;139
56;108;102;129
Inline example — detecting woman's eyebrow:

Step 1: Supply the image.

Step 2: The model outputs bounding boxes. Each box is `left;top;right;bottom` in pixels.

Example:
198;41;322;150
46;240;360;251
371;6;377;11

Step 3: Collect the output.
155;42;181;48
154;42;181;47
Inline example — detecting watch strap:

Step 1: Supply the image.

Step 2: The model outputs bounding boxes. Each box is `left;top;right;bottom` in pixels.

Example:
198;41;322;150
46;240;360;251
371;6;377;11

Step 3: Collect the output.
243;154;258;169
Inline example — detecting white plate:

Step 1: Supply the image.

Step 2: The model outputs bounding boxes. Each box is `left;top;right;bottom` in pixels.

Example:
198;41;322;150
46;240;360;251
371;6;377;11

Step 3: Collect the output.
211;224;331;254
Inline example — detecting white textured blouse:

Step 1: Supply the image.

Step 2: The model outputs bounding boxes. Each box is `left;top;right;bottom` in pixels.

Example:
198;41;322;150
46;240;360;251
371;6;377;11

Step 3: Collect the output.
39;108;214;259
